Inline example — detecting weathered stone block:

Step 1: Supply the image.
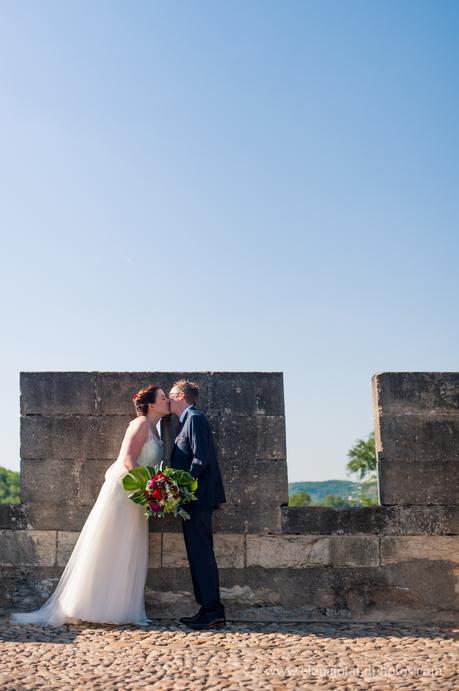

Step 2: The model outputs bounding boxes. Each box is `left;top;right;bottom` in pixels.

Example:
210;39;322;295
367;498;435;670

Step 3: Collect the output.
212;533;246;567
244;459;288;505
246;535;379;568
162;533;245;568
23;503;91;531
253;372;285;415
328;536;379;567
20;415;132;459
57;531;79;566
20;372;97;415
0;567;19;611
215;415;257;460
220;459;288;505
149;504;283;534
207;373;259;415
281;506;459;536
0;503;26;530
376;414;459;463
441;506;459;534
77;459;112;505
161;533;195;568
247;535;331;568
397;506;446;535
20;459;77;504
148;513;181;533
144;566;354;618
281;506;396;535
209;372;284;415
13;560;456;622
256;416;286;459
381;560;458;612
373;372;459;416
148;533;161;569
145;567;194;613
96;372;212;415
379;460;459;505
0;530;56;566
213;504;283;534
380;536;459;564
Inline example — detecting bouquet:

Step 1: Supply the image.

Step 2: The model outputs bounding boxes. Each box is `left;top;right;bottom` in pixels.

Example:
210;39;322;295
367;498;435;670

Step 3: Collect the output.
123;465;198;519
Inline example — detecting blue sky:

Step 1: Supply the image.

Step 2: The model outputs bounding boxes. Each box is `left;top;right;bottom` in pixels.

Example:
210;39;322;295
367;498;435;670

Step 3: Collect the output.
1;0;458;482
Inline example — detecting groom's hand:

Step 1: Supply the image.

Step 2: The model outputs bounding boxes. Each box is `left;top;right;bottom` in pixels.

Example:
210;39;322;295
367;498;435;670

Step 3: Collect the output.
188;415;210;478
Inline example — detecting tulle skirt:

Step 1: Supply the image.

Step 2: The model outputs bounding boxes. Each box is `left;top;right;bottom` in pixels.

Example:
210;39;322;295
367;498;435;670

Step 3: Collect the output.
10;471;150;627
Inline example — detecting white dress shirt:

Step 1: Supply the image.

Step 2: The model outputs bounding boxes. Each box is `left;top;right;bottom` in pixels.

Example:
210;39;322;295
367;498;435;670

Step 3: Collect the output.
179;404;193;423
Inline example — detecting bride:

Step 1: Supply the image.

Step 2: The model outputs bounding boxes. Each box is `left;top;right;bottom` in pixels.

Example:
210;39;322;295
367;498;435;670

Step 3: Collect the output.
10;384;169;627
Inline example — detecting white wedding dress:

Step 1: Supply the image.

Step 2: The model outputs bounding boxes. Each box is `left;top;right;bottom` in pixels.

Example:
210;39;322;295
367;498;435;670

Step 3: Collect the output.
10;420;163;627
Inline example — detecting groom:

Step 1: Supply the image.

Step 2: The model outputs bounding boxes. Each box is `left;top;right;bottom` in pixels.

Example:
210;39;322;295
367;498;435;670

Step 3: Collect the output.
168;379;227;630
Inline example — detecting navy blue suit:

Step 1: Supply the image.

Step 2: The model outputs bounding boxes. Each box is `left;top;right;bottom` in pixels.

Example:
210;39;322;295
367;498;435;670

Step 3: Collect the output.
170;406;226;615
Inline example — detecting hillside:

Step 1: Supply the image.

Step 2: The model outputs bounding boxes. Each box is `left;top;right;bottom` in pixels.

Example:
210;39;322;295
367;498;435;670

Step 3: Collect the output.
289;479;378;503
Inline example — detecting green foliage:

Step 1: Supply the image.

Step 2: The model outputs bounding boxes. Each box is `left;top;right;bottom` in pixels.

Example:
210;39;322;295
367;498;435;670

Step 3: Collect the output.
0;466;20;504
345;431;378;505
123;465;155;505
320;494;353;508
289;480;359;503
288;431;379;508
346;431;377;481
122;464;198;519
288;490;312;507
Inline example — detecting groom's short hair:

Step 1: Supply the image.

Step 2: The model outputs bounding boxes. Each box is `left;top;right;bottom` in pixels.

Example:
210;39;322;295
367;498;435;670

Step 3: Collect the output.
173;380;199;405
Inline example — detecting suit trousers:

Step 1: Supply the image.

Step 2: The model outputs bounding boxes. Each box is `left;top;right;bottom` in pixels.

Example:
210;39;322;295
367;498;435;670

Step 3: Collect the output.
181;505;224;615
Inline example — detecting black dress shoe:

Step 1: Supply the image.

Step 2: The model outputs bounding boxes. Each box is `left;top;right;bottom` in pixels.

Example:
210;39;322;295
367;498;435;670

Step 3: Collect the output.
185;614;226;630
179;611;202;625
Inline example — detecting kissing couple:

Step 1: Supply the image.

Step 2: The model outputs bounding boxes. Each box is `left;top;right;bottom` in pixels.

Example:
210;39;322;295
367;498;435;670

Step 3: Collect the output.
10;379;227;631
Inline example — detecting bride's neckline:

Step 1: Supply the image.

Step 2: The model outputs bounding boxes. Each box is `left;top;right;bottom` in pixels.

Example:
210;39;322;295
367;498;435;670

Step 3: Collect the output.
144;418;162;443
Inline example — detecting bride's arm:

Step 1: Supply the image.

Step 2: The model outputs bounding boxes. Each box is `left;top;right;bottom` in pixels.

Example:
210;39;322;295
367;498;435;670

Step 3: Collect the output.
122;418;149;471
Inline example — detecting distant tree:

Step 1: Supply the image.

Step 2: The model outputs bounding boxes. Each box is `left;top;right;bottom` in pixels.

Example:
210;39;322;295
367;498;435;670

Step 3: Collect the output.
346;431;377;480
0;466;20;504
288;491;312;507
319;494;353;508
287;433;379;509
346;432;378;506
358;491;377;507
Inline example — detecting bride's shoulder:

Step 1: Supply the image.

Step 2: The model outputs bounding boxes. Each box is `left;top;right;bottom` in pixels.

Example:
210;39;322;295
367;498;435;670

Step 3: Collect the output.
127;416;149;433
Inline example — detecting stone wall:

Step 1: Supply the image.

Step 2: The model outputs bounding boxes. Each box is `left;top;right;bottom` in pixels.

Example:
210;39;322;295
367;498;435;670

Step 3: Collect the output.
0;371;458;622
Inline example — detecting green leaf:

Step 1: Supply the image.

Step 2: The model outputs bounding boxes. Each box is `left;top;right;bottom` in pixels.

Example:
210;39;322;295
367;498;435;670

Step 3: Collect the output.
162;466;198;491
122;466;152;494
123;464;198;517
128;489;147;505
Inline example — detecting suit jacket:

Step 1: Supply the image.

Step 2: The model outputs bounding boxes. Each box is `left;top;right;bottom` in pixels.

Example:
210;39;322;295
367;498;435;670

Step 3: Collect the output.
170;406;226;509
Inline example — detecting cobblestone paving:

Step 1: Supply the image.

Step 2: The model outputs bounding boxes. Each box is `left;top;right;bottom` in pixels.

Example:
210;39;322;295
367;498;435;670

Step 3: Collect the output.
0;616;457;690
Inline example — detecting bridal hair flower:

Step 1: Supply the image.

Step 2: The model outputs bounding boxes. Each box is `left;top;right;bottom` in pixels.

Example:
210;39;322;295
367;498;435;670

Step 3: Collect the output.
132;384;160;407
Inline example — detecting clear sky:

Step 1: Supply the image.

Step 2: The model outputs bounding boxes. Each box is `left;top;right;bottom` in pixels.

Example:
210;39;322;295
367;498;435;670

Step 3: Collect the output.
1;0;458;483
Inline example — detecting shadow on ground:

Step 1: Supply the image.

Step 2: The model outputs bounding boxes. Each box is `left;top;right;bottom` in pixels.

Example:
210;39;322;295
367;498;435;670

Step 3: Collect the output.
1;615;457;644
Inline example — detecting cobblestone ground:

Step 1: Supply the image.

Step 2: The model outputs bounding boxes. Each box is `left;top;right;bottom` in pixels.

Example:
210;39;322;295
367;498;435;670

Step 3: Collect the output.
0;616;457;690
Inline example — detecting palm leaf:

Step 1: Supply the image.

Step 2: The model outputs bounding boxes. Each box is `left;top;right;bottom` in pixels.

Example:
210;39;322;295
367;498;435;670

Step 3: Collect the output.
122;464;198;515
122;465;154;492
